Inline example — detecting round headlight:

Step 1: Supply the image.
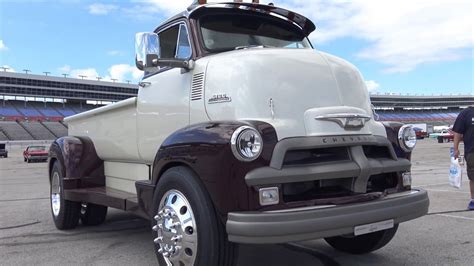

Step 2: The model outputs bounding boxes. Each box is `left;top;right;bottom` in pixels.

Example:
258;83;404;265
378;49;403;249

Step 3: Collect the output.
231;126;263;162
398;125;417;152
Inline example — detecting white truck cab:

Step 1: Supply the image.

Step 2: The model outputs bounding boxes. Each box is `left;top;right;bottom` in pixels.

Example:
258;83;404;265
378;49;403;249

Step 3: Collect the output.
48;1;429;265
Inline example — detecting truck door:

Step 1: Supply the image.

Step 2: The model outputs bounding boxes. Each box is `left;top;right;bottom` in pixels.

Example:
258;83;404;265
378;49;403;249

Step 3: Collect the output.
137;22;192;164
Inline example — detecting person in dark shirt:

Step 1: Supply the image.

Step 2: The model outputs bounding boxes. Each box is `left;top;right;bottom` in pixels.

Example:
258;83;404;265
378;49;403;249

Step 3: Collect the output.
452;106;474;210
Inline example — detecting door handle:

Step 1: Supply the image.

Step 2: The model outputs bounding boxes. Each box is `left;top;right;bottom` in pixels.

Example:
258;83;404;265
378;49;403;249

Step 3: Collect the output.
139;82;151;88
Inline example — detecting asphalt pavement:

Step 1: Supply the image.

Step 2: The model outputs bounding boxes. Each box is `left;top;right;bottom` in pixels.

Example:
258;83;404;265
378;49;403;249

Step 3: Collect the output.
0;139;473;265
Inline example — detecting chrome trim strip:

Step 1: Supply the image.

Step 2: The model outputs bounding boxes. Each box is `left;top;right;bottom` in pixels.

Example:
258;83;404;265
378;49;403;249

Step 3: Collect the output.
263;190;421;214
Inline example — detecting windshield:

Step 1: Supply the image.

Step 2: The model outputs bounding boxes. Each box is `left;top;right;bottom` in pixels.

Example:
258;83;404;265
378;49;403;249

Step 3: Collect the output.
199;14;311;52
29;146;46;151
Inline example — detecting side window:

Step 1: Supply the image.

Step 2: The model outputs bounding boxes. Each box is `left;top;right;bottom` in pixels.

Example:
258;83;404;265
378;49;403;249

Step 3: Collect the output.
158;23;192;60
158;26;179;59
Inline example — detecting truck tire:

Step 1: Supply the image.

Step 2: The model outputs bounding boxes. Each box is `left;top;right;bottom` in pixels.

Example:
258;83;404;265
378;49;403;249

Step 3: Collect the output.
437;136;443;143
324;225;398;254
80;203;108;226
50;160;81;230
152;166;238;266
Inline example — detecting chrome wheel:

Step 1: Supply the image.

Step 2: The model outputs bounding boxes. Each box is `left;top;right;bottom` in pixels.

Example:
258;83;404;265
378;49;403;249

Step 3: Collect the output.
51;171;61;217
153;189;197;266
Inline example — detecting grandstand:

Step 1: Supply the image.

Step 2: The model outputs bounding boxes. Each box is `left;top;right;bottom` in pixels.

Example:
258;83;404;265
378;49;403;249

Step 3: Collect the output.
371;94;473;126
0;71;472;140
0;72;137;141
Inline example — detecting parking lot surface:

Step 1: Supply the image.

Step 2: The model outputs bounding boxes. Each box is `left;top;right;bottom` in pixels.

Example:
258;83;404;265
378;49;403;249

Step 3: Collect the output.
1;140;473;265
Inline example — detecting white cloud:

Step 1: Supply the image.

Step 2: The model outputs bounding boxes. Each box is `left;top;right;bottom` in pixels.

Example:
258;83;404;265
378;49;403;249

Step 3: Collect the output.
280;0;473;73
1;65;15;72
108;64;142;82
107;50;125;56
0;40;8;51
71;68;100;80
125;0;260;20
365;80;380;92
58;65;71;73
58;66;99;80
57;64;142;83
88;3;118;15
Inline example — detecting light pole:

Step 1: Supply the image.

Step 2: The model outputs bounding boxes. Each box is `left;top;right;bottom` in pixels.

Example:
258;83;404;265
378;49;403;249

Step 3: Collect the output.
111;78;118;83
79;75;87;80
96;76;102;81
0;67;9;72
62;73;69;78
43;71;51;76
126;80;131;84
23;69;31;74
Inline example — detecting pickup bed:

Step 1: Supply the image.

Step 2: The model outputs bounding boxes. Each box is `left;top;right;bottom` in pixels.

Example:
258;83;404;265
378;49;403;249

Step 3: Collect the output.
47;1;429;265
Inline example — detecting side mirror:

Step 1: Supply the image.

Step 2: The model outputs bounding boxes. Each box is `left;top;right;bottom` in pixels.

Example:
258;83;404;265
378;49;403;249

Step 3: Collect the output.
135;32;194;71
135;32;160;71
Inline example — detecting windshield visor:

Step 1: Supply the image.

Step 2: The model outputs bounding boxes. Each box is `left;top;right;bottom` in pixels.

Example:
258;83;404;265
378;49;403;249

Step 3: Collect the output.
199;14;311;52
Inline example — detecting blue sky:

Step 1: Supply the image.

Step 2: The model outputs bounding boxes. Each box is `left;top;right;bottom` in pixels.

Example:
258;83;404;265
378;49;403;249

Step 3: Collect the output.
0;0;472;95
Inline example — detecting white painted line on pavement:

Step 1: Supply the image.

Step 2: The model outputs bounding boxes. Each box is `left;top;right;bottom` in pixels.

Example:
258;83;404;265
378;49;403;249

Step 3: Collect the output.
425;188;471;194
416;180;470;187
415;182;449;187
436;214;474;221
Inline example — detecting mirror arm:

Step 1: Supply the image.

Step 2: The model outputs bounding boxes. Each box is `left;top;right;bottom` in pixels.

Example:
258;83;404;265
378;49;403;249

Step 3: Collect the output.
152;59;194;70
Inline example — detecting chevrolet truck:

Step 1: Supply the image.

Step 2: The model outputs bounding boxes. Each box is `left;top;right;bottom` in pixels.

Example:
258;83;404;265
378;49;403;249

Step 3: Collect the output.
48;1;429;265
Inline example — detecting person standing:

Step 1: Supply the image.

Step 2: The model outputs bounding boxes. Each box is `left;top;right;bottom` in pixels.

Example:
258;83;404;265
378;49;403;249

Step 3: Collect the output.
452;106;474;210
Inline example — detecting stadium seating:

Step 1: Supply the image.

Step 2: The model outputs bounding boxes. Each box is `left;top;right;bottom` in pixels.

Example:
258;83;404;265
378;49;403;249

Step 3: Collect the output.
42;121;68;137
29;102;62;117
11;101;42;117
377;111;459;123
0;121;33;140
0;101;22;117
19;121;56;140
52;103;77;117
0;130;9;141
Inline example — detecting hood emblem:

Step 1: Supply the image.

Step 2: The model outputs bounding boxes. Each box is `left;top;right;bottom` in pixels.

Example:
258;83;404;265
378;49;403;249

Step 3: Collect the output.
315;113;371;129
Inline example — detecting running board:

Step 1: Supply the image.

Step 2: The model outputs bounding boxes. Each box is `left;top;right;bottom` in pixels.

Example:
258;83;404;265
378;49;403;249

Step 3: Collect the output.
63;186;148;219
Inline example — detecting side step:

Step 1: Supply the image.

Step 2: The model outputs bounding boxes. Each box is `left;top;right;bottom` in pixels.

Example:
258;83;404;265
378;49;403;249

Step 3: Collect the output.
63;186;148;219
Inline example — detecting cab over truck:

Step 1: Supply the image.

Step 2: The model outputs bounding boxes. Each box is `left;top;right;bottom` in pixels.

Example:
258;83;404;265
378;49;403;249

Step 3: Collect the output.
48;1;429;265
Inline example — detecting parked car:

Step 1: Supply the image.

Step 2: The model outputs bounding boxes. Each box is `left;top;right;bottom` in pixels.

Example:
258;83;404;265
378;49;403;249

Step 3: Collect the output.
437;129;455;143
429;129;450;138
413;127;428;139
24;145;48;163
47;1;429;265
0;143;7;158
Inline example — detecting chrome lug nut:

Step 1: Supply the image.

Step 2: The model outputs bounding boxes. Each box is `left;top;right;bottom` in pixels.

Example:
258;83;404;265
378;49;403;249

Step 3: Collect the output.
153;236;163;244
154;214;161;221
171;235;182;242
171;222;181;228
163;252;170;258
152;225;158;231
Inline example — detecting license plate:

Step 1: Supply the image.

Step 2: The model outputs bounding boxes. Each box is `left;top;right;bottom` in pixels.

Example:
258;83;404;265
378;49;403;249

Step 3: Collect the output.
354;219;394;236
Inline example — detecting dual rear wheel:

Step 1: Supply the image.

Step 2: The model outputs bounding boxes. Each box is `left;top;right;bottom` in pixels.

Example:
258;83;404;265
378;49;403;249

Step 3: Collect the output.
49;161;107;229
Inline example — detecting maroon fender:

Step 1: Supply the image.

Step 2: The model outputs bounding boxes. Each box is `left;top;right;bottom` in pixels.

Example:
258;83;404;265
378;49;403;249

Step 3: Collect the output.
383;121;412;160
48;136;105;189
136;121;278;219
